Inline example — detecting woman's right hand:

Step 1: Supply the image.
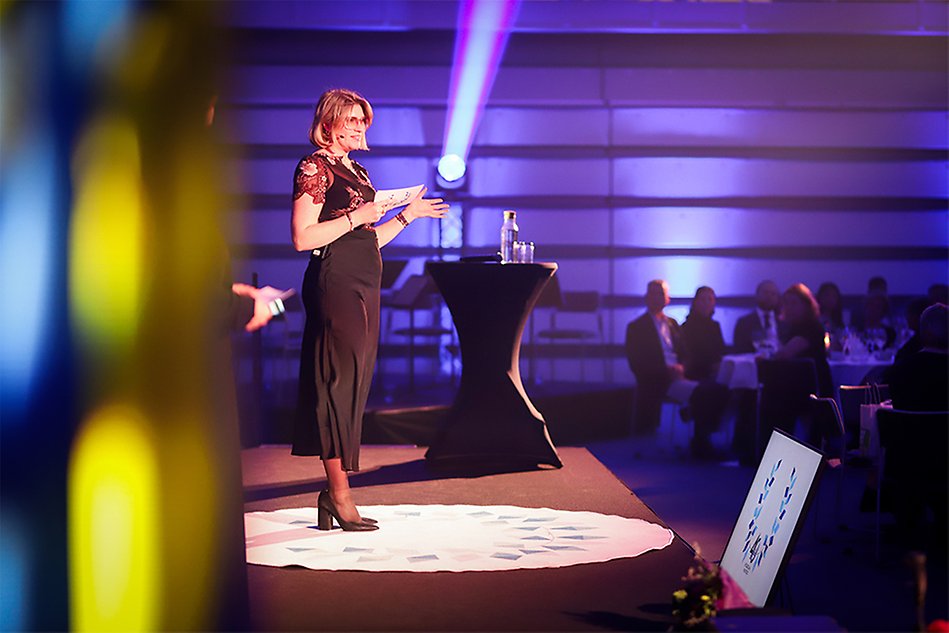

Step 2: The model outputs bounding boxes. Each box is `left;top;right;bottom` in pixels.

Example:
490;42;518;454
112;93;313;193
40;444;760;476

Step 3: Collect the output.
350;201;385;227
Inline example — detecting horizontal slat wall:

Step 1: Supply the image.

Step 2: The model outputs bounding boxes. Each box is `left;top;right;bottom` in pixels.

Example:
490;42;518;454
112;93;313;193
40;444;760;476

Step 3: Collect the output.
224;1;948;35
227;65;947;109
469;157;946;197
221;106;948;150
465;208;948;249
221;21;947;371
230;154;946;200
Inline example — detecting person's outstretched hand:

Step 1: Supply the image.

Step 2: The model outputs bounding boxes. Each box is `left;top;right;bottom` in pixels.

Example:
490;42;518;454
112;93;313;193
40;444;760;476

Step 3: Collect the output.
403;186;449;222
232;283;288;332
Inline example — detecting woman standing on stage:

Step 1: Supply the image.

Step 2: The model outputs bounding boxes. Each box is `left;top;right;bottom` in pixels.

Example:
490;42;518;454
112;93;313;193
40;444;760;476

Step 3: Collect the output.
290;89;447;531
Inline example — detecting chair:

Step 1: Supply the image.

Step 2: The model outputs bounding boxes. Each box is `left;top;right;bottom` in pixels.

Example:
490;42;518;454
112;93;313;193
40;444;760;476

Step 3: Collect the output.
526;274;562;383
534;283;604;382
380;259;408;294
755;358;818;460
383;273;455;391
808;394;847;536
875;408;949;559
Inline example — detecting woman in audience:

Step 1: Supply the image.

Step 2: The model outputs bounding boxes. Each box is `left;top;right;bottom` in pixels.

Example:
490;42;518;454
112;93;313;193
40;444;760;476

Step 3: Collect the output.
774;283;834;397
816;282;846;332
816;282;846;351
680;286;726;382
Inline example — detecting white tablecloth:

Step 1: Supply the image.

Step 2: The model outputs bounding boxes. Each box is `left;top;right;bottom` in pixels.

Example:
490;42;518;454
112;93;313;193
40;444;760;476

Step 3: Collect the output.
716;354;892;390
717;354;759;389
828;357;891;387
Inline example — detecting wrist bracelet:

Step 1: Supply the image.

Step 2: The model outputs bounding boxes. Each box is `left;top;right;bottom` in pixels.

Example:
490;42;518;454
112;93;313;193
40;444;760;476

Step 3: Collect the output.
345;212;354;231
395;212;409;228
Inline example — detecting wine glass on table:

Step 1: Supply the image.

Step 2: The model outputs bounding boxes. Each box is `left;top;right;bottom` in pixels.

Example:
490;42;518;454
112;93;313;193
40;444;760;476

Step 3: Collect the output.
751;328;768;357
865;327;887;358
893;317;913;350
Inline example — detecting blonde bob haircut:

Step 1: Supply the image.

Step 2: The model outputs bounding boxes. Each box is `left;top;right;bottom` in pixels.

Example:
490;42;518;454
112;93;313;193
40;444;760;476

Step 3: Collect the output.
308;88;373;150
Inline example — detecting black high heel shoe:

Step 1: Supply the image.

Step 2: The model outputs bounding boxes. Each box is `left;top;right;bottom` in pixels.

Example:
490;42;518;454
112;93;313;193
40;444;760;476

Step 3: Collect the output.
317;491;377;525
317;491;377;526
317;490;378;532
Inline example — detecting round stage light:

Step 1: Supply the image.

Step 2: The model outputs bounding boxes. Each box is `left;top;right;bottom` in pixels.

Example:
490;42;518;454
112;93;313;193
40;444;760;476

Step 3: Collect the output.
436;154;466;184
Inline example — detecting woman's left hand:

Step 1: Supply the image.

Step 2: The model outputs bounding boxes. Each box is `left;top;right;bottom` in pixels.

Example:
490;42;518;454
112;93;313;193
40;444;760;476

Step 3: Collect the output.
403;186;450;222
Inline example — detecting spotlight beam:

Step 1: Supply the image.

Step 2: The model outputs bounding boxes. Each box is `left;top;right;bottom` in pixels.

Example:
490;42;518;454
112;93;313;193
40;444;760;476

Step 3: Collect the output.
442;0;520;166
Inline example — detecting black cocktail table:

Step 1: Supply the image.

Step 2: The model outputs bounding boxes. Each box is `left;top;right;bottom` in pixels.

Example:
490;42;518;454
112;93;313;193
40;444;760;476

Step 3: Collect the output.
424;261;562;468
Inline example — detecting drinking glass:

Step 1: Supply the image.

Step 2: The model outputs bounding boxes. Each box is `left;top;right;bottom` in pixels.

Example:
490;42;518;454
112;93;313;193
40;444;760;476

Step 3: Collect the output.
751;328;765;354
865;327;886;355
513;241;534;263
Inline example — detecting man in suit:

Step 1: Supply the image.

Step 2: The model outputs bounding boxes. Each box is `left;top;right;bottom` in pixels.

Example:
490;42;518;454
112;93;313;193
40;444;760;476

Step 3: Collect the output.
733;279;785;353
731;280;787;464
625;280;729;458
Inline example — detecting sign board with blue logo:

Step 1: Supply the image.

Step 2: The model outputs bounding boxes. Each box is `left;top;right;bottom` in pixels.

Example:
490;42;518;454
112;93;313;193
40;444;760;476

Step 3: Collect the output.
719;429;825;607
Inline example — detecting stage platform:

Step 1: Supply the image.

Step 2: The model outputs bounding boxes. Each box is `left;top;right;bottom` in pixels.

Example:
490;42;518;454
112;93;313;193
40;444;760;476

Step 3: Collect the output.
365;382;635;447
248;381;635;448
242;445;696;631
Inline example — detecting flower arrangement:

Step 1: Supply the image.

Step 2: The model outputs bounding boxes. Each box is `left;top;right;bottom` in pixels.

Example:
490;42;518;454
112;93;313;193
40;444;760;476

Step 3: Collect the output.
671;546;724;631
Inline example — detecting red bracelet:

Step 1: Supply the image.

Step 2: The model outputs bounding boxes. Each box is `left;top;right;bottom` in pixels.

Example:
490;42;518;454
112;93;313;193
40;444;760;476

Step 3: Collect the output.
345;212;354;231
395;212;409;228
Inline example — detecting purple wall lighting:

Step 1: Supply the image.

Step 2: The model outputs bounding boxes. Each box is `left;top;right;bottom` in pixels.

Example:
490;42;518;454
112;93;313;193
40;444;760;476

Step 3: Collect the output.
213;1;947;388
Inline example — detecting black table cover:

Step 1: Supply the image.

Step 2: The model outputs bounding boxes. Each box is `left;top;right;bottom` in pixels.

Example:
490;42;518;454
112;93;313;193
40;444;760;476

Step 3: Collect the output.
424;261;562;468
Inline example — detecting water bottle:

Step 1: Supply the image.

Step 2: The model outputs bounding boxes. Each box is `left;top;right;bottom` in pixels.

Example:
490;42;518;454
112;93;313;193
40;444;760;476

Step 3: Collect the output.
500;210;518;263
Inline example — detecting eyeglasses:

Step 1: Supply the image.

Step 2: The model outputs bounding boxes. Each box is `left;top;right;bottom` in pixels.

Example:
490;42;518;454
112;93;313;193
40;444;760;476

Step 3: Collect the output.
341;116;368;131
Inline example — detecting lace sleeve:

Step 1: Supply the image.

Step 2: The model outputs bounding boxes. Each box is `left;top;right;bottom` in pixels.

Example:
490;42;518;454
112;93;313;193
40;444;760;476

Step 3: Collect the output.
293;155;332;202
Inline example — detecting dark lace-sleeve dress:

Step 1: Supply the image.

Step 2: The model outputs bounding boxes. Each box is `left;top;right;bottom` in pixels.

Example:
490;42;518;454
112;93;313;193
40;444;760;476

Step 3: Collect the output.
290;151;381;471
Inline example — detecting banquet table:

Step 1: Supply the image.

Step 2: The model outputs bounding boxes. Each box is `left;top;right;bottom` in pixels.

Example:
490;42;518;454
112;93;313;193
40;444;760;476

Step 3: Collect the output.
827;355;892;387
717;354;892;391
717;354;759;389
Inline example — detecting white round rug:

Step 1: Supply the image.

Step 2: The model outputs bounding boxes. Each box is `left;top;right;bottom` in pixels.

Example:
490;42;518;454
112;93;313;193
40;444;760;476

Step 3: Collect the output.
245;504;675;572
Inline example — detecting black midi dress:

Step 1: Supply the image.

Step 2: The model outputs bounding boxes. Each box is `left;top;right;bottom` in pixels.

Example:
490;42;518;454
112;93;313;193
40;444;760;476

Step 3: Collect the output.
290;151;381;471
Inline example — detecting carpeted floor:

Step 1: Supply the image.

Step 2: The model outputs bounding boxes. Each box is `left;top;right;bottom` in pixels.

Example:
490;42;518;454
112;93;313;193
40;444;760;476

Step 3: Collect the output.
242;432;948;631
243;446;696;631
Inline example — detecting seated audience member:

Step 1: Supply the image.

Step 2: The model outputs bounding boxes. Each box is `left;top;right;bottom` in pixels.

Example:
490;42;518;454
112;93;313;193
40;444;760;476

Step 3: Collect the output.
681;286;726;381
816;281;846;333
756;284;835;448
881;303;948;553
892;296;932;365
868;275;888;297
851;275;889;331
928;283;948;306
889;304;948;411
862;293;897;350
733;280;786;353
625;280;729;458
773;283;834;398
